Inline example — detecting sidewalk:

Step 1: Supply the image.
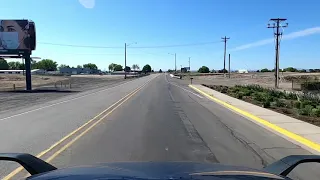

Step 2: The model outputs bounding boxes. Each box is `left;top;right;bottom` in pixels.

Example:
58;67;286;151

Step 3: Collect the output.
189;84;320;155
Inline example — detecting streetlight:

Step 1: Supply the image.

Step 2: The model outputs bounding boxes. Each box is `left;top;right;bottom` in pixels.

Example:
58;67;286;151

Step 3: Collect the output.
125;42;137;79
168;53;176;73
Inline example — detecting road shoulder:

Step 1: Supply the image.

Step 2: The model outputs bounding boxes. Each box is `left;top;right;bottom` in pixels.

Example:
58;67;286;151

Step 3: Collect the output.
189;84;320;155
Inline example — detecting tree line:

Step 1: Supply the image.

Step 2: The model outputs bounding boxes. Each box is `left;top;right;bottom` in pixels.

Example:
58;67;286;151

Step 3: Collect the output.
108;63;152;73
0;58;154;74
257;67;320;73
0;58;99;71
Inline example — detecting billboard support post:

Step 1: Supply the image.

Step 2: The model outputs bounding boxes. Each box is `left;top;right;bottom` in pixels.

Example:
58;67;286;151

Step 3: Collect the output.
24;53;32;91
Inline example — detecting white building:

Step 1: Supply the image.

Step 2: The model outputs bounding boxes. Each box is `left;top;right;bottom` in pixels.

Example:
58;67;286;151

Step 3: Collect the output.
238;69;249;74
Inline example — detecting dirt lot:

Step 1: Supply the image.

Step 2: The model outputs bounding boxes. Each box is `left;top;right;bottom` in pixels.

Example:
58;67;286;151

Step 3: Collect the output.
0;75;68;90
183;72;320;91
0;74;131;114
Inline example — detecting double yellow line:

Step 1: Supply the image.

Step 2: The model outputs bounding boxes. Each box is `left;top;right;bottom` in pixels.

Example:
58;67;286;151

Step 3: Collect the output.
3;76;156;180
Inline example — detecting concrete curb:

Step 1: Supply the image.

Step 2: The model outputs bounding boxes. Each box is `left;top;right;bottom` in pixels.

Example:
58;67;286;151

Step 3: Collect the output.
189;84;320;155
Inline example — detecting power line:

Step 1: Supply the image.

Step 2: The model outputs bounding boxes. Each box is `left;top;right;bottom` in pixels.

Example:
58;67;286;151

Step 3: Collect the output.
38;42;123;49
129;41;221;48
38;41;221;49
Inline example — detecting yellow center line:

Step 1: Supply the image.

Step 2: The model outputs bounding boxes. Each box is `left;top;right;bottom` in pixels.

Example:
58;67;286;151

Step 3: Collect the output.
3;75;156;180
189;84;320;153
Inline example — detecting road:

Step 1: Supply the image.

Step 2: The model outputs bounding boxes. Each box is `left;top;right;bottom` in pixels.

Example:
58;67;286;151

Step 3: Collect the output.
0;74;319;179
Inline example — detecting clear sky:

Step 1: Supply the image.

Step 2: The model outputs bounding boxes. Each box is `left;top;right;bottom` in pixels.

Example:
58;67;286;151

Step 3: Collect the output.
1;0;320;71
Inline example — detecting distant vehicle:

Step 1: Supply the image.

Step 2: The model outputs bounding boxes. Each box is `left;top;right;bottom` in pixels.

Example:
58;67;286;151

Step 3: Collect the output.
2;153;320;180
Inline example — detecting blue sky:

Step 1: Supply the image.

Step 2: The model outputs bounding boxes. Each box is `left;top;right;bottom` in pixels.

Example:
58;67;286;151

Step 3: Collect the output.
1;0;320;71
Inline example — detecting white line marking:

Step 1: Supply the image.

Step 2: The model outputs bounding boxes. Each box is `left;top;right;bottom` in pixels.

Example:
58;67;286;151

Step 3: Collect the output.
164;75;203;99
0;77;150;121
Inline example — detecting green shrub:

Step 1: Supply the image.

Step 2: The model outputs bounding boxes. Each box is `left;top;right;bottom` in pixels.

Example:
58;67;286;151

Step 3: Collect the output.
285;92;297;100
293;101;301;109
263;100;271;108
231;87;240;93
268;90;285;98
236;92;244;99
246;85;264;92
300;100;316;109
242;89;253;96
311;108;320;117
298;105;314;116
253;92;265;102
274;99;286;107
221;86;228;93
265;95;274;102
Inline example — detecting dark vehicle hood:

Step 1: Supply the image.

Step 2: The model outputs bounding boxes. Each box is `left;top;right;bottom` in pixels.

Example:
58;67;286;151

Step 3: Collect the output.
28;162;284;180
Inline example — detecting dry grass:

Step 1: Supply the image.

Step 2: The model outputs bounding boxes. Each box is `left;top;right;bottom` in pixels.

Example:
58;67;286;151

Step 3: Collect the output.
0;74;68;89
186;72;320;91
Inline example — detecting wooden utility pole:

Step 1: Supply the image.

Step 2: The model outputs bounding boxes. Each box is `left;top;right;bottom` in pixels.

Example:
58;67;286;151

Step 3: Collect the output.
268;18;288;88
228;54;231;78
222;36;230;77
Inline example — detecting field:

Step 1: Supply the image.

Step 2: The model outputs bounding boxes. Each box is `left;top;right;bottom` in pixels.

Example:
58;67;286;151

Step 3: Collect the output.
183;72;320;91
0;74;131;114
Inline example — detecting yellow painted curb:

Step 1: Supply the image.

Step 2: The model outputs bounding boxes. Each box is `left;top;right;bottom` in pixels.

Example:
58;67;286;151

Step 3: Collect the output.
189;84;320;153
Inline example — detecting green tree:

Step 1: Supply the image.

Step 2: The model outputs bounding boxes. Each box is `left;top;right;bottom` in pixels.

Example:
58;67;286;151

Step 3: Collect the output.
108;63;117;72
8;61;23;70
261;68;270;72
124;66;131;72
159;69;162;73
77;65;83;68
142;64;152;73
0;58;9;70
113;64;123;71
36;59;58;71
283;67;298;72
83;63;98;70
58;64;70;69
218;69;228;73
198;66;209;73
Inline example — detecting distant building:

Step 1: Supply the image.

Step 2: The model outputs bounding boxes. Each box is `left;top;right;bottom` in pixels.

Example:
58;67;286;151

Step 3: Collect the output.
59;67;100;75
238;69;249;74
111;70;141;75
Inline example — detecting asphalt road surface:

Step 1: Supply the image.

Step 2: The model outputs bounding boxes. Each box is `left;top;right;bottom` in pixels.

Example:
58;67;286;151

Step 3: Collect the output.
0;74;319;180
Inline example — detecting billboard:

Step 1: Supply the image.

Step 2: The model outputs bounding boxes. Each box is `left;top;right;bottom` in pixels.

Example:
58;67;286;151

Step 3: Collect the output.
0;20;36;54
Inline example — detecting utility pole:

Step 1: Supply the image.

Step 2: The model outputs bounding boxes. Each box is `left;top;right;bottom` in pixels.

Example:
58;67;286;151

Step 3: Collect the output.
168;53;177;73
268;18;288;88
221;36;230;77
228;54;231;78
175;53;177;73
124;43;127;79
188;57;191;72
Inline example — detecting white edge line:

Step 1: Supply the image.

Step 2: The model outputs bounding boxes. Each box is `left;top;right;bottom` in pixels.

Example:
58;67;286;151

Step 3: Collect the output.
165;75;203;99
0;76;150;121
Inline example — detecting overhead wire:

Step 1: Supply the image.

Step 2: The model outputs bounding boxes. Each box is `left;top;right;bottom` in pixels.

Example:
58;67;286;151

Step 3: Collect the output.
37;41;221;49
